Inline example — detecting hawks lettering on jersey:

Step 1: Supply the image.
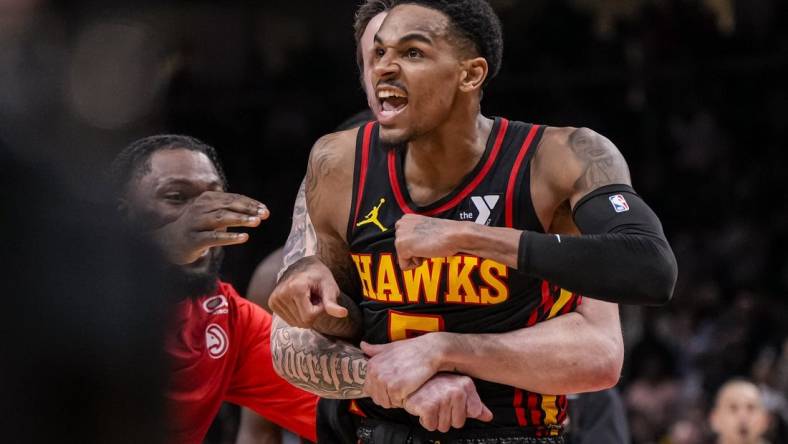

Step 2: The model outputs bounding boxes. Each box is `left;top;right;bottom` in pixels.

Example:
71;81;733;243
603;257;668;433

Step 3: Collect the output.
351;253;509;305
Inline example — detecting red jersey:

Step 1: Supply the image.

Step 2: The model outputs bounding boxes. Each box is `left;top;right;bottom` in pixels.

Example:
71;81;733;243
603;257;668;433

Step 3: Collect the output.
165;281;317;443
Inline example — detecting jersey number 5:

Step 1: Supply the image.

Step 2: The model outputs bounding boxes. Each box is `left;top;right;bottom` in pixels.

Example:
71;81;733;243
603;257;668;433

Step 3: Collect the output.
387;309;445;341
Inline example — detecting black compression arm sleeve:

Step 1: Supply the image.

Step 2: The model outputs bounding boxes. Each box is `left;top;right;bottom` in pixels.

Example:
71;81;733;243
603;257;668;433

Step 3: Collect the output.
518;185;677;305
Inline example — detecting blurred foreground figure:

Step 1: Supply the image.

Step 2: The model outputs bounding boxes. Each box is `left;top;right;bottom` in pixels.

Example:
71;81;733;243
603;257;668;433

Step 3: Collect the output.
709;379;770;444
111;135;317;443
0;140;170;443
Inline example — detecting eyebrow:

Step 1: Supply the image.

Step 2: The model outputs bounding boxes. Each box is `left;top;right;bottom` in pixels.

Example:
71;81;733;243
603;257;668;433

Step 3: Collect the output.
374;32;433;46
158;178;222;189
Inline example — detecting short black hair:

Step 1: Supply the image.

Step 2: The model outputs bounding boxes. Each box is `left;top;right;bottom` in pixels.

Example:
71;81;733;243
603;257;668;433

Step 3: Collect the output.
353;0;394;74
109;134;227;196
393;0;503;85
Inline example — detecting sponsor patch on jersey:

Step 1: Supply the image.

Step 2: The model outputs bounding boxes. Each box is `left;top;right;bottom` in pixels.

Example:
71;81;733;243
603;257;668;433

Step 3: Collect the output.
466;194;501;225
609;194;630;213
202;295;229;315
205;323;229;359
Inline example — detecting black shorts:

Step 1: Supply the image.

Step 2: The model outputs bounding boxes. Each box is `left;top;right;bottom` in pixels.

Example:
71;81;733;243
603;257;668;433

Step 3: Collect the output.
356;419;565;444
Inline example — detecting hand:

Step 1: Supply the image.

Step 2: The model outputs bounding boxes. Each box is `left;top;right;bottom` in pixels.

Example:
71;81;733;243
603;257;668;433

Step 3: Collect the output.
394;214;463;269
361;333;446;408
269;256;348;329
152;191;268;264
404;373;494;432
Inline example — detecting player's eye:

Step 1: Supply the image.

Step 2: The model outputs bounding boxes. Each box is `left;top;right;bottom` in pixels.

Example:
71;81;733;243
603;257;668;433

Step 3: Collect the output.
375;47;385;58
406;48;423;58
164;192;187;203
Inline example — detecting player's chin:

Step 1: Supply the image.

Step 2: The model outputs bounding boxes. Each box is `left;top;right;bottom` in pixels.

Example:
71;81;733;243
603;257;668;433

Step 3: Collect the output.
185;247;223;273
378;126;411;148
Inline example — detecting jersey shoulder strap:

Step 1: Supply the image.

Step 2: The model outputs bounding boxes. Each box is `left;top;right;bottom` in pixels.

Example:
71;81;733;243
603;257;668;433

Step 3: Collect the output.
502;121;546;231
346;122;377;241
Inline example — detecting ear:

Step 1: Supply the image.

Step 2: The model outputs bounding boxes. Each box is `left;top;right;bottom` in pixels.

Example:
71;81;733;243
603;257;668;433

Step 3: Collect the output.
459;57;488;93
708;409;720;433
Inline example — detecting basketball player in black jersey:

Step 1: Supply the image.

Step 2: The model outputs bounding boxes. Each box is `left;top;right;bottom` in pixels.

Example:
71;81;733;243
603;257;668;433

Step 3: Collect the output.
270;0;677;442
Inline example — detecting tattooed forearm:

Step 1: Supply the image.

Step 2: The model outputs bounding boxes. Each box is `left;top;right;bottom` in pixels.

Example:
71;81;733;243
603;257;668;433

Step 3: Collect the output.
271;315;367;399
279;178;317;280
568;128;631;192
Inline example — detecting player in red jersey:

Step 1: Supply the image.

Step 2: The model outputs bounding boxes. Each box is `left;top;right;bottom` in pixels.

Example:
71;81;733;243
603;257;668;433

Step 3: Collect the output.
111;135;318;443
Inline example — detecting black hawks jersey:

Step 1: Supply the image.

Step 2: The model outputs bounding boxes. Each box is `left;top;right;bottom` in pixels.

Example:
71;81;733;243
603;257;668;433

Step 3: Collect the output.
346;117;582;435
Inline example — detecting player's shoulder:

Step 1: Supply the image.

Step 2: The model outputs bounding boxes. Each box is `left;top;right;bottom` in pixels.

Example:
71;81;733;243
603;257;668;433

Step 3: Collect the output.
540;125;600;151
309;127;359;171
535;125;626;167
535;125;631;200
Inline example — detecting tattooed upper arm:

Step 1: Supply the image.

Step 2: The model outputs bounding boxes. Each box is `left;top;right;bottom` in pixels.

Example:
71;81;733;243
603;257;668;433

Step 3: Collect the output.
271;314;367;398
567;128;631;194
304;130;358;293
541;127;632;210
278;178;317;281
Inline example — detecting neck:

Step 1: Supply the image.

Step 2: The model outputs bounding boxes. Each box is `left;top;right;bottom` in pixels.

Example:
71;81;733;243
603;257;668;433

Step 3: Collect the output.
403;101;493;205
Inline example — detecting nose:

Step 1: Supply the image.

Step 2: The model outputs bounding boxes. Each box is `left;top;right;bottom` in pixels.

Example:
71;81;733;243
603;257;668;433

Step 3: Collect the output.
373;51;399;81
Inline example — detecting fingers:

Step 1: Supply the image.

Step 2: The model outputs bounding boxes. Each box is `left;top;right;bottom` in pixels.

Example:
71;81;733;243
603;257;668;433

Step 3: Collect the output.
269;284;301;327
360;341;388;358
437;397;453;433
292;287;324;328
276;302;301;328
464;387;494;422
397;255;424;271
451;391;467;429
201;191;268;217
195;209;265;231
194;231;249;250
364;378;394;409
476;403;494;422
418;406;438;432
319;280;348;318
269;279;302;326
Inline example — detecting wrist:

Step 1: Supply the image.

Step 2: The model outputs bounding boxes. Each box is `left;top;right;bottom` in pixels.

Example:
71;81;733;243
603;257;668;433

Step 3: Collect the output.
450;221;480;253
431;332;460;373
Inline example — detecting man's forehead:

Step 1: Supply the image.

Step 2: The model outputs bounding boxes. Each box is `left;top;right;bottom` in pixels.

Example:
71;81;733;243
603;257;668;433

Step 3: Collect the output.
145;149;219;184
718;383;761;405
376;4;450;41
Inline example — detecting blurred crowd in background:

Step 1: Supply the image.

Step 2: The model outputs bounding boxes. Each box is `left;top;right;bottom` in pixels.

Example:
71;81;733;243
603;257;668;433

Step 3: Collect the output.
1;0;786;443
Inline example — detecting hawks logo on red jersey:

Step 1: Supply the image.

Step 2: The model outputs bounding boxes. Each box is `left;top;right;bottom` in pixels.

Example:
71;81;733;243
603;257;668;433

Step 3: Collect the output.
205;323;228;359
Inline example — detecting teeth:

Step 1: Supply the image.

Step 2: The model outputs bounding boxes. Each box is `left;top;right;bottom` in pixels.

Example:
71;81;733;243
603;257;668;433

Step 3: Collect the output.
378;90;405;99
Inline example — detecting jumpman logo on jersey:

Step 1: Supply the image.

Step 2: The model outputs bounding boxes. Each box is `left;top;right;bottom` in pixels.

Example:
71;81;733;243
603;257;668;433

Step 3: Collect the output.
357;198;388;232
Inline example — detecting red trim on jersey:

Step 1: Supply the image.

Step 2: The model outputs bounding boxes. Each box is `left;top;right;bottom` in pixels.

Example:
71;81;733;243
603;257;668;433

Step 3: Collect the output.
513;388;527;426
353;122;375;225
556;395;568;424
388;148;413;214
526;281;550;327
561;293;577;315
528;392;540;425
387;118;510;216
504;125;540;228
